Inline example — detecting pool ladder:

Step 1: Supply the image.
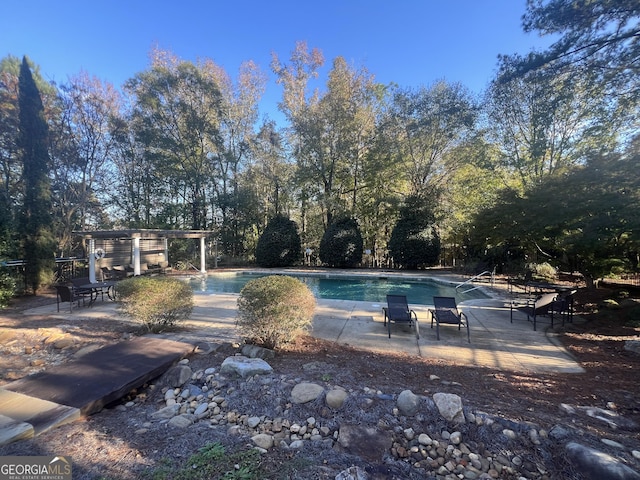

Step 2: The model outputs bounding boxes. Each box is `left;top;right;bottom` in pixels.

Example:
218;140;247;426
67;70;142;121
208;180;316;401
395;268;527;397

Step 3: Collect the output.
456;268;495;294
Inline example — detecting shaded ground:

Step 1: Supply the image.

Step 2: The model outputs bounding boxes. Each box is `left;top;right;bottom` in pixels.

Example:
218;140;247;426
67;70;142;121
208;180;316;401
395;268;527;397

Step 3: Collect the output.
0;285;639;479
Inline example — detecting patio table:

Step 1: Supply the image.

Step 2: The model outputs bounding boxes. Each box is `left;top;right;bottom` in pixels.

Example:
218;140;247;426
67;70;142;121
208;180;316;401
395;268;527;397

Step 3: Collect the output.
79;281;117;306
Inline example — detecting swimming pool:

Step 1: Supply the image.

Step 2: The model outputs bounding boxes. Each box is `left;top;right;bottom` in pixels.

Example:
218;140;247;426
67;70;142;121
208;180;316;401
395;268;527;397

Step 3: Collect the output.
189;272;488;305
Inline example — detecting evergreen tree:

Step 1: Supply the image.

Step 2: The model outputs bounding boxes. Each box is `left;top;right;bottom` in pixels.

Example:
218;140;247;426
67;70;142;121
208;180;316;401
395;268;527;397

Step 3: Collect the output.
319;217;363;268
255;215;301;267
18;57;55;293
389;195;441;269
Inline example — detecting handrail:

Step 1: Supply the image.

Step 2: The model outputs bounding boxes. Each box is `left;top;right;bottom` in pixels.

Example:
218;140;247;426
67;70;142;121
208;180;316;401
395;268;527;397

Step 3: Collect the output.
456;269;495;293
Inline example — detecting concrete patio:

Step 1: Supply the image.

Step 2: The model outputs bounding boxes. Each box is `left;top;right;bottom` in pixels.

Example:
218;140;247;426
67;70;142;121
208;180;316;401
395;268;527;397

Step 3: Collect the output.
21;289;585;374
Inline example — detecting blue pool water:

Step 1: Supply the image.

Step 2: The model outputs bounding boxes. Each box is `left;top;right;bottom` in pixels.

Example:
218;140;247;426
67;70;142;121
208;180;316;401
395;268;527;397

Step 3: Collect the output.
190;272;488;305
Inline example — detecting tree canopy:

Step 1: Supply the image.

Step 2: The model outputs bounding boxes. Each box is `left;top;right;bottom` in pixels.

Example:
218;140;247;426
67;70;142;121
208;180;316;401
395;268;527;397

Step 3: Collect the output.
0;18;637;285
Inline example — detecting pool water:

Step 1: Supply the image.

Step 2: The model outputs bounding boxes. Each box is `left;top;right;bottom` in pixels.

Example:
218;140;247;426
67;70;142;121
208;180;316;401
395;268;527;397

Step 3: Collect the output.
190;272;488;305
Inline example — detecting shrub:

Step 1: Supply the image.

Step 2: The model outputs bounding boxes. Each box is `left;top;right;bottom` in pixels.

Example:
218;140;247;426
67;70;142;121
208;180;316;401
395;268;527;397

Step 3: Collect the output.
236;275;316;350
0;271;16;307
319;217;363;268
115;276;194;332
255;215;302;267
388;194;441;269
527;262;557;281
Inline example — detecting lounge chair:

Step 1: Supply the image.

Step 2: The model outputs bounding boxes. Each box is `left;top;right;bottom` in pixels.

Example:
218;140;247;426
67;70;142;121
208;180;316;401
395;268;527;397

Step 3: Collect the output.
55;285;85;312
510;292;557;331
430;296;470;342
551;289;577;324
383;294;419;339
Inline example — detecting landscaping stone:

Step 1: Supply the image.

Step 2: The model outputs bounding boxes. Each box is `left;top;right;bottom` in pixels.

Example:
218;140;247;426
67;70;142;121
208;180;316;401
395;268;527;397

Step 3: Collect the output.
219;356;273;378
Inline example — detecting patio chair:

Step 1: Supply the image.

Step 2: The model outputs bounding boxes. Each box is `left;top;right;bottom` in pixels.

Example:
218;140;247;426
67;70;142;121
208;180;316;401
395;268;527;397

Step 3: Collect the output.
383;294;419;339
551;289;577;325
430;296;470;343
55;285;85;313
510;292;557;331
101;266;118;281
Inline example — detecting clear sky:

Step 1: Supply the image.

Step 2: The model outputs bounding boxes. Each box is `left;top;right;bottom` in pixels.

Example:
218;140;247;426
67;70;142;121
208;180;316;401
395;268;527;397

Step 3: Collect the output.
2;0;553;125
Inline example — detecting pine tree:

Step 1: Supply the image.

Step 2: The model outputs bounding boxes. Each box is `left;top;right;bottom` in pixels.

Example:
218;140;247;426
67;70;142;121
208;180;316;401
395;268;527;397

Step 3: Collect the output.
18;57;55;293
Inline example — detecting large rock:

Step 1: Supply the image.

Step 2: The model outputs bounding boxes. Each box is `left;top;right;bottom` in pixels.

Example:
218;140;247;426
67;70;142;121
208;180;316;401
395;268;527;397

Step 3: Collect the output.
241;344;275;360
251;433;274;449
162;365;193;387
291;382;324;404
326;388;348;409
433;392;465;424
151;404;180;420
168;414;194;428
219;356;273;378
397;389;420;416
565;442;640;480
337;424;392;462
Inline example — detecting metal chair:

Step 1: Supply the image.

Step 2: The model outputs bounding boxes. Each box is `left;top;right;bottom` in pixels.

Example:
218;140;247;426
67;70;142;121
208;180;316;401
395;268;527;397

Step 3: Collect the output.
430;296;470;342
383;294;420;339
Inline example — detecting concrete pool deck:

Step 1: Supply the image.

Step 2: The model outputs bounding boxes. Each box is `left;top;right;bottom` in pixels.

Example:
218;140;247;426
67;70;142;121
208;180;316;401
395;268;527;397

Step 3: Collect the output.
19;274;585;374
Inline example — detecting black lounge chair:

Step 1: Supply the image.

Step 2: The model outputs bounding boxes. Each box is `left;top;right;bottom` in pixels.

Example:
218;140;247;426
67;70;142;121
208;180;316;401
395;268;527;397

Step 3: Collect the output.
430;296;470;342
510;292;557;331
383;295;419;339
551;289;577;325
55;285;86;312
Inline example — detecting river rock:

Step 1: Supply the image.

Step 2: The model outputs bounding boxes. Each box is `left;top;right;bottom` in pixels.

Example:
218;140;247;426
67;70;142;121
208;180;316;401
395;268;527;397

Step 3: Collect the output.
325;388;348;409
219;356;273;378
241;344;275;360
397;389;420;416
163;364;193;387
252;433;274;449
433;392;465;424
291;382;324;404
565;442;640;480
337;424;392;462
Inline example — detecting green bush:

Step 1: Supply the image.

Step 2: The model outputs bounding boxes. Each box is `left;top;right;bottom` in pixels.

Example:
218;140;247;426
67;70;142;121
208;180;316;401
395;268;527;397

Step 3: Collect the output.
0;271;16;307
527;262;557;281
319;217;363;268
388;194;441;269
116;276;194;332
255;215;302;267
236;275;316;350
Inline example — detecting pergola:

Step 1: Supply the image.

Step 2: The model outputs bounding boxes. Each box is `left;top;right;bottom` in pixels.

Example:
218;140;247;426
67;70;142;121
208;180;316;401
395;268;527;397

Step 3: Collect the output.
74;229;211;283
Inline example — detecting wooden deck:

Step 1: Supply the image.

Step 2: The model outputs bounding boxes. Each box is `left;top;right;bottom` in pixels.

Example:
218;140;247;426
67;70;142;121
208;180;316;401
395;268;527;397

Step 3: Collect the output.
0;336;194;445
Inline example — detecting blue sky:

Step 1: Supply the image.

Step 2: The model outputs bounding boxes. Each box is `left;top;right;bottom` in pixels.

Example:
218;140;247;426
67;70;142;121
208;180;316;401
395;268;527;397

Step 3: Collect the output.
2;0;553;125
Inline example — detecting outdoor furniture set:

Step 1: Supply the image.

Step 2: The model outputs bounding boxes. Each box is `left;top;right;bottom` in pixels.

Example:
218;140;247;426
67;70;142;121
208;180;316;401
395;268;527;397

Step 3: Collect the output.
383;286;576;341
101;261;170;281
383;294;469;342
55;276;117;313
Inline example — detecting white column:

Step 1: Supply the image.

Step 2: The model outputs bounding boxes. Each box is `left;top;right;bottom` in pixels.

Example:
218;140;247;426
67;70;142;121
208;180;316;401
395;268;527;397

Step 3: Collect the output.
163;238;169;260
200;237;206;273
88;239;96;283
133;237;141;276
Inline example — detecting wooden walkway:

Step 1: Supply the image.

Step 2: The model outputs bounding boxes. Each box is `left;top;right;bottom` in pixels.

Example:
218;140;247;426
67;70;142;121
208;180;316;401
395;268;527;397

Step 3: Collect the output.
0;336;194;445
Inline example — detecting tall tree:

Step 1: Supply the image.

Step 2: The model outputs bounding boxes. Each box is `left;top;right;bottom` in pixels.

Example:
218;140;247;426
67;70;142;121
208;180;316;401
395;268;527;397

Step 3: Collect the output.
508;1;639;141
51;71;120;252
470;144;640;286
273;44;378;227
487;57;615;189
125;50;224;230
17;57;55;293
520;1;639;101
388;81;478;198
0;55;57;259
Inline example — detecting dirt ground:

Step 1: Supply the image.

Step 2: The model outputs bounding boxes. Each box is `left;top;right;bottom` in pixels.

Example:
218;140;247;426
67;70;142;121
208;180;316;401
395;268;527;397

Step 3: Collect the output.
0;284;639;479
